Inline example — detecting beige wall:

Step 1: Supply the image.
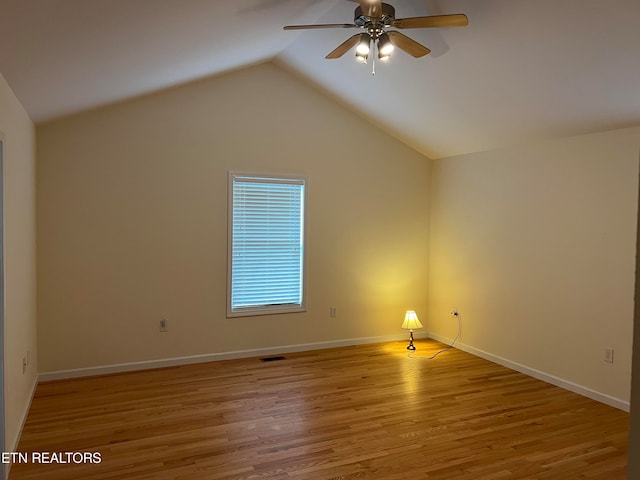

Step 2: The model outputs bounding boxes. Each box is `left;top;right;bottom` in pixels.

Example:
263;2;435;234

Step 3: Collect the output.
629;163;640;478
32;55;640;419
36;62;431;373
0;73;38;452
428;126;640;404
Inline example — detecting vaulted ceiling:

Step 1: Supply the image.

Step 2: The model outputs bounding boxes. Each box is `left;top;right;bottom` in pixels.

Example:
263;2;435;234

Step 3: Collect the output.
1;0;639;158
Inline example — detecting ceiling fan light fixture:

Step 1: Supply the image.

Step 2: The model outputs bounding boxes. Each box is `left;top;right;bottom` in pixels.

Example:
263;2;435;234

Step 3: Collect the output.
356;33;371;55
355;51;368;62
378;32;395;56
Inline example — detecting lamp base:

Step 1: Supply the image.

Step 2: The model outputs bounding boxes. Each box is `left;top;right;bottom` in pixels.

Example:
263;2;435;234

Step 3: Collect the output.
406;330;416;351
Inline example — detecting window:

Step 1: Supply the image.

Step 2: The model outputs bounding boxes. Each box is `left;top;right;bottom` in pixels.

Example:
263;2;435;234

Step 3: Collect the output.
227;173;306;317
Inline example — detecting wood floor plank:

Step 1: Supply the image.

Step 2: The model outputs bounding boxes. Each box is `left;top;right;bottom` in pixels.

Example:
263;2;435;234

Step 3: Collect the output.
9;340;629;479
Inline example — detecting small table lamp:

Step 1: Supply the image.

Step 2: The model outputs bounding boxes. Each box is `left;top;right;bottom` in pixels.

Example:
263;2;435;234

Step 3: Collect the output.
401;310;423;351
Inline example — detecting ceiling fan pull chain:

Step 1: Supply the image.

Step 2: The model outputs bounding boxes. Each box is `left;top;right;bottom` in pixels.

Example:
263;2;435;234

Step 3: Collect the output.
371;41;376;76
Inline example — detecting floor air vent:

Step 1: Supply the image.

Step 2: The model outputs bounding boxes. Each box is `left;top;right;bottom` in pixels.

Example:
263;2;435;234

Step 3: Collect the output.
260;356;287;363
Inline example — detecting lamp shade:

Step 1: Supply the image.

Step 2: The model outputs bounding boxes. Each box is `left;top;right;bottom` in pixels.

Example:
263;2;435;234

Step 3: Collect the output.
401;310;423;330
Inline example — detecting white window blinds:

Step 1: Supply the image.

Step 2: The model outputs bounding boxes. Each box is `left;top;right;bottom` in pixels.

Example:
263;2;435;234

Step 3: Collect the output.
228;174;306;316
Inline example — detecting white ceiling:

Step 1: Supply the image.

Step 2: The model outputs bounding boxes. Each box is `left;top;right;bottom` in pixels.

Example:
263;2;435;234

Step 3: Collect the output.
1;0;639;159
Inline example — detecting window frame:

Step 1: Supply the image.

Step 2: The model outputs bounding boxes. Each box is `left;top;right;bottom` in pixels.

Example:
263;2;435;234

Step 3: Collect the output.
227;171;308;318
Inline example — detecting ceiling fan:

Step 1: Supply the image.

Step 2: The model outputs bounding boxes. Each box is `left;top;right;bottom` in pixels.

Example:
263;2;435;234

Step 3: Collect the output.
283;0;468;63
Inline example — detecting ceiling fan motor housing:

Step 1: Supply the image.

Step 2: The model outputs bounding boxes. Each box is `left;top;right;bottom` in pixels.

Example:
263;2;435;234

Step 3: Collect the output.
354;3;395;28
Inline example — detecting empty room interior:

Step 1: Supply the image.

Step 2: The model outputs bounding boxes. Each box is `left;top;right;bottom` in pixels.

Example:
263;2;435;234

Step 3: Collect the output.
2;0;640;478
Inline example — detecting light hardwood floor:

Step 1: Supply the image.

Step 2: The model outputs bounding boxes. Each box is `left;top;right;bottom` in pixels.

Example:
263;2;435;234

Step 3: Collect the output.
10;340;629;479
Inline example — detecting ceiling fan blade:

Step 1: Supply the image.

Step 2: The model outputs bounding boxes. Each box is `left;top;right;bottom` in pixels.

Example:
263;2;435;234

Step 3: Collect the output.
358;0;383;19
284;23;357;30
387;31;431;58
393;14;469;29
325;34;361;59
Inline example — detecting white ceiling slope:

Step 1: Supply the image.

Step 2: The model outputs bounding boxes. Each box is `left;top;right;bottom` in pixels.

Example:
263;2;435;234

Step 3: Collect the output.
1;0;639;159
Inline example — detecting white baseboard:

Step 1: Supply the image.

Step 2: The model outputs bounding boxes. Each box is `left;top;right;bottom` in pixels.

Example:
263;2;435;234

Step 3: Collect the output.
427;331;630;412
39;332;422;382
39;331;628;412
6;376;38;479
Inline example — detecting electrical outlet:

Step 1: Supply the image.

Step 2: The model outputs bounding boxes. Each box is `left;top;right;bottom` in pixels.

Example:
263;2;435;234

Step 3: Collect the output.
330;307;337;318
604;347;614;364
160;318;168;332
